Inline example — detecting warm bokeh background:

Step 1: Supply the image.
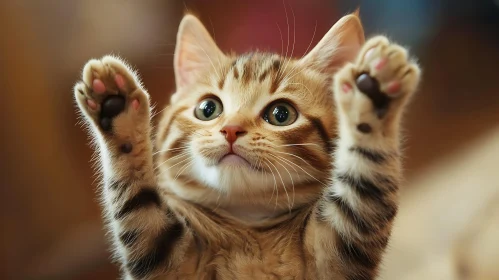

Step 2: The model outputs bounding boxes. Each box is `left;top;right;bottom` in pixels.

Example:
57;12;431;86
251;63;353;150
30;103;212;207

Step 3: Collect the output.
1;0;498;279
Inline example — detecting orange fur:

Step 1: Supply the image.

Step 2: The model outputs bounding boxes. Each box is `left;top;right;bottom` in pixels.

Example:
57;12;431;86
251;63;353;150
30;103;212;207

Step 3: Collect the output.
74;12;420;279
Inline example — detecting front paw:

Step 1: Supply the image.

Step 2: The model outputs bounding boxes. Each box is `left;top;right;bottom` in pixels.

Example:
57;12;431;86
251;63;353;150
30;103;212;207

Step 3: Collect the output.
74;55;150;131
333;36;421;134
74;56;151;153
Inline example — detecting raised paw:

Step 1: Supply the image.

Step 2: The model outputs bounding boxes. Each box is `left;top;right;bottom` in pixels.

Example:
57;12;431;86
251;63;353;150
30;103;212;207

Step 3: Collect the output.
333;36;420;135
74;55;150;134
74;56;152;156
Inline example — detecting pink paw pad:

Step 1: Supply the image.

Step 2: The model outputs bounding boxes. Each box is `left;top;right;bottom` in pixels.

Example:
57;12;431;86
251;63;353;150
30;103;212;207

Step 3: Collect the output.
114;74;126;91
87;99;98;110
92;79;106;94
374;58;388;71
341;83;353;93
131;99;140;110
386;81;401;94
364;48;375;61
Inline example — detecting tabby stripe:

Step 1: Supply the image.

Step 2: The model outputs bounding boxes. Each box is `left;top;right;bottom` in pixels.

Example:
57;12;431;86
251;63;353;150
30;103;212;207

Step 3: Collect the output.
128;222;184;278
336;173;385;201
327;187;398;231
109;180;126;190
269;59;282;93
115;188;161;220
110;180;132;203
377;175;399;193
157;106;189;145
309;117;333;154
327;195;374;234
233;66;239;79
336;236;377;270
120;230;140;247
298;211;311;258
259;68;269;82
346;272;374;280
242;59;253;85
349;146;388;164
218;75;226;90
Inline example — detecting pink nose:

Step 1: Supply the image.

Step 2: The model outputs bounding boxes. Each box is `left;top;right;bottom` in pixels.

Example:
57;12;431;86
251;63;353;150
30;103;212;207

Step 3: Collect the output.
220;125;247;144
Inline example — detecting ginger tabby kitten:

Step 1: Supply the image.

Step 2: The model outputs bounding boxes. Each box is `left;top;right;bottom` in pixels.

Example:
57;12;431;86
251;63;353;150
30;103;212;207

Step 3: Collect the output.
74;11;420;280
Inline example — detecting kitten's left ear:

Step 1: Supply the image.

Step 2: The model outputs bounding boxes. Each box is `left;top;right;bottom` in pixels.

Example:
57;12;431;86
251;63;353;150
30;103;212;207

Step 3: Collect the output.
174;14;225;90
300;11;365;73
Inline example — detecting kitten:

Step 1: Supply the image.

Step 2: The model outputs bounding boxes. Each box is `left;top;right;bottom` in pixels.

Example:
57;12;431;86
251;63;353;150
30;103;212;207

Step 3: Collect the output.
74;11;420;280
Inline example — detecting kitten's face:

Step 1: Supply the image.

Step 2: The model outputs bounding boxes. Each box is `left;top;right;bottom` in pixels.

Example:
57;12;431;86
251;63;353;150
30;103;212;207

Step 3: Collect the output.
156;14;364;208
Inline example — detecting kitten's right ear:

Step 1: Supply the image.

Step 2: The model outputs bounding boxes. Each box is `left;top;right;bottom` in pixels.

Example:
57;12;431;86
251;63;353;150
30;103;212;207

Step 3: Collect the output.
174;15;224;90
299;11;364;74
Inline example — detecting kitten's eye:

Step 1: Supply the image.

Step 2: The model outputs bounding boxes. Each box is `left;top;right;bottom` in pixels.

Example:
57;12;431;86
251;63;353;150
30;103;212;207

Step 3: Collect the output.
194;97;223;121
263;102;298;126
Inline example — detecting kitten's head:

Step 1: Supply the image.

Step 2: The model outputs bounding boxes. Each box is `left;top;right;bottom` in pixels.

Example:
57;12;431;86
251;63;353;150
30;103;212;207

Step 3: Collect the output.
156;13;364;210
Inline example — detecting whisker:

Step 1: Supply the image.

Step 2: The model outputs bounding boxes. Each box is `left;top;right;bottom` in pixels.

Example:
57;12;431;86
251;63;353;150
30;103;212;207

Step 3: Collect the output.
174;159;195;181
277;143;322;148
281;20;317;81
274;0;290;81
279;0;295;80
269;153;327;187
272;150;312;167
276;23;284;57
264;161;278;209
157;156;193;177
152;146;188;156
150;105;168;119
302;21;318;60
277;153;302;182
154;151;190;171
266;159;291;212
283;0;290;61
283;58;324;82
272;157;295;210
287;82;314;96
283;2;297;79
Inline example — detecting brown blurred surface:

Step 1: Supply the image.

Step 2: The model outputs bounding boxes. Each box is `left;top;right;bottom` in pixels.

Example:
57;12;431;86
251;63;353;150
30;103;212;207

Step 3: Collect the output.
1;1;498;279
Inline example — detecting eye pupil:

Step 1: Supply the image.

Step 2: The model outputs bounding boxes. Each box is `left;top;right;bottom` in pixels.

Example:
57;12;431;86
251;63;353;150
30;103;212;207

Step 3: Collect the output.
273;105;289;123
202;100;216;118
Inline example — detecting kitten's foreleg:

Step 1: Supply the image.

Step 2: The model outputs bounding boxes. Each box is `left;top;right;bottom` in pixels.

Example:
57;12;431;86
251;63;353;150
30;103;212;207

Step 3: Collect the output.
311;36;420;279
74;56;185;279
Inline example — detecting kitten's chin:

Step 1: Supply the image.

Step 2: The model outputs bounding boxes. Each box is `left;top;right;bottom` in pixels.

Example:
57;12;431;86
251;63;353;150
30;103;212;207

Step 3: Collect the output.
192;156;269;193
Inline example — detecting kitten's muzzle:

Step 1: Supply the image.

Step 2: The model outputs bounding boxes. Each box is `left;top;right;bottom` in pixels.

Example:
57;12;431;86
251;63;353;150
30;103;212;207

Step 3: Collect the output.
220;125;247;145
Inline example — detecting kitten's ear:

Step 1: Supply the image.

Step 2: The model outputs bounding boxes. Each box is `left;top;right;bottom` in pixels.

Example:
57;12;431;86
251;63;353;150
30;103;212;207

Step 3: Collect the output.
174;15;224;89
300;11;364;73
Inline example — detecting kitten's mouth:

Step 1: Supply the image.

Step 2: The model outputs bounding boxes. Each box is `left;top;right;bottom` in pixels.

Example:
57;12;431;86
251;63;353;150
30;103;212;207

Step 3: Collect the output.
219;152;251;166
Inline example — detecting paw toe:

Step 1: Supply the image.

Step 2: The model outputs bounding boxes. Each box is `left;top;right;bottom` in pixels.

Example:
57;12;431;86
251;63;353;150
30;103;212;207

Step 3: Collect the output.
86;99;98;110
92;79;106;94
114;74;126;91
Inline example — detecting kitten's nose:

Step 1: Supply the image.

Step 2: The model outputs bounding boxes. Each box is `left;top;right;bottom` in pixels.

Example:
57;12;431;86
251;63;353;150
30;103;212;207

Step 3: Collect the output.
220;125;247;144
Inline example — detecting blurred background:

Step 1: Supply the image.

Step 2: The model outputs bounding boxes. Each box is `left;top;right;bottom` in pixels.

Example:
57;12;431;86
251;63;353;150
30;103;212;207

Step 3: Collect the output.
1;0;498;279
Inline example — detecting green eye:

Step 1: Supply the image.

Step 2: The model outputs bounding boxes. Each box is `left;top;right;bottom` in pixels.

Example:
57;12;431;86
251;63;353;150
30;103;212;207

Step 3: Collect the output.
263;102;298;126
194;97;223;121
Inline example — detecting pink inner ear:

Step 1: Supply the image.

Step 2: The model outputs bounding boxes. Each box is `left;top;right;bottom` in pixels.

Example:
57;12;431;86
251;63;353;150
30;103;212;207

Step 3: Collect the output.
300;13;364;74
177;48;205;88
174;15;225;89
